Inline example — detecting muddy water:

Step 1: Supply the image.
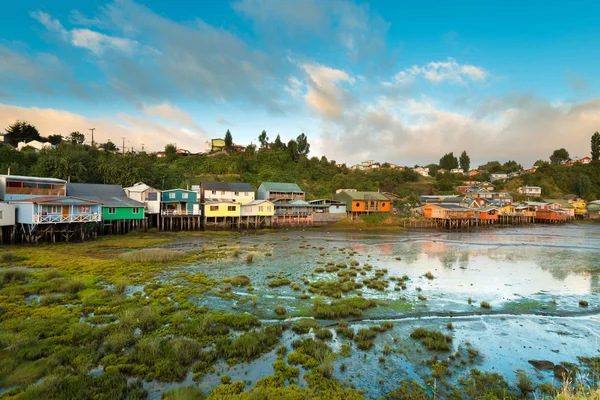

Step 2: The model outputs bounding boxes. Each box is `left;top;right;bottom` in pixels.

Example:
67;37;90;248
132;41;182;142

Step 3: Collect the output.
149;224;600;398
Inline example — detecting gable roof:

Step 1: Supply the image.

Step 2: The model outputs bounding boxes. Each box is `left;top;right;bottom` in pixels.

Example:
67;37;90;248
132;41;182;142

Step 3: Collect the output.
0;175;66;184
124;182;159;193
10;196;100;205
67;183;144;207
201;181;254;192
259;182;304;193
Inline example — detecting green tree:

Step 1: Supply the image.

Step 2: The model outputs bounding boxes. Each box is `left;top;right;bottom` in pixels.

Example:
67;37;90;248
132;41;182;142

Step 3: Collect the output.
245;143;256;158
439;152;458;170
576;174;592;198
550;148;569;165
296;133;310;157
273;134;284;150
459;150;470;172
4;121;43;146
165;143;178;161
99;141;118;152
591;131;600;161
224;130;233;149
287;139;298;161
47;134;63;145
68;131;86;145
258;130;269;148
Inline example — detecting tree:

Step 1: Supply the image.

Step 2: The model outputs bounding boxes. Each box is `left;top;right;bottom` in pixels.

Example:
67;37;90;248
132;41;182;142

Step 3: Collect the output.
4;121;42;146
165;143;178;160
245;143;256;158
258;130;269;148
99;141;117;152
576;174;592;198
68;131;86;145
224;130;233;149
296;133;310;157
47;134;63;145
287;139;298;161
439;152;458;170
459;150;470;172
273;134;284;151
591;131;600;161
550;148;569;165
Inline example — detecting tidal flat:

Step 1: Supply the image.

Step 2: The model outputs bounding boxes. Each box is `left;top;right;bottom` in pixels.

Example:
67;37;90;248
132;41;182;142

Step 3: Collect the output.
0;225;599;399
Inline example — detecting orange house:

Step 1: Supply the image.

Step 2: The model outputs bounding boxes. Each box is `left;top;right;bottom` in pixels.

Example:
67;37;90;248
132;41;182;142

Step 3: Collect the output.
334;190;391;213
420;204;475;219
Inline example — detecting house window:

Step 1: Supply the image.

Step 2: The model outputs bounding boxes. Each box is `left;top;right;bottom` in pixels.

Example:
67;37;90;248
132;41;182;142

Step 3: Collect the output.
210;206;218;211
259;206;264;212
147;192;157;201
133;208;140;214
182;193;188;199
79;206;90;213
267;206;272;211
169;193;175;199
227;206;236;211
221;191;226;195
355;202;360;207
235;191;239;196
211;190;216;195
47;206;61;214
245;192;249;196
107;207;116;215
0;211;3;219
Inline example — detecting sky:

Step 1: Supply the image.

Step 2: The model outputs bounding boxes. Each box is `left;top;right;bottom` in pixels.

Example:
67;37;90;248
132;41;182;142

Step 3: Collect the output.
1;0;599;167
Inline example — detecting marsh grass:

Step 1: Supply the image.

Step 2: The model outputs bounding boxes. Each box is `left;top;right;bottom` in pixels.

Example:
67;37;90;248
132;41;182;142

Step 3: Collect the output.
292;318;320;334
245;253;254;263
410;328;452;351
119;249;184;263
228;275;251;287
113;279;128;295
314;328;333;340
274;305;287;315
425;271;435;280
314;297;377;319
1;268;28;284
267;278;291;287
480;301;491;309
579;300;589;307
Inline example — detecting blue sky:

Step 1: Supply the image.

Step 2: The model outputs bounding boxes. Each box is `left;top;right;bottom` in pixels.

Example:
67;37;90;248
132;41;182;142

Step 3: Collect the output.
1;0;599;166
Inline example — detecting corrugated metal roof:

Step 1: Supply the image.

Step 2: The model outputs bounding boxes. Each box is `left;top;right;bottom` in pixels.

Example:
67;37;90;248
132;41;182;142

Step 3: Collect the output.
338;191;390;201
0;175;66;184
259;182;304;193
10;196;100;205
67;183;144;207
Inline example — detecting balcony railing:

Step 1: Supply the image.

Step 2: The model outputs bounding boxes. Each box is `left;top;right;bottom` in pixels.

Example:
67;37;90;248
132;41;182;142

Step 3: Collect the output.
161;210;201;216
33;213;101;224
7;188;65;196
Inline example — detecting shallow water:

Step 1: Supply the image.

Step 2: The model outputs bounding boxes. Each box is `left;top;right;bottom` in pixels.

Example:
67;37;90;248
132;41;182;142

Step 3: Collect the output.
151;224;600;397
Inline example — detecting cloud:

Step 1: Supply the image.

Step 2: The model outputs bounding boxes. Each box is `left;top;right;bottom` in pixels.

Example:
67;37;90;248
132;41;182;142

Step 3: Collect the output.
387;58;487;86
141;103;205;133
566;70;589;91
0;103;207;152
70;28;140;55
302;63;355;119
216;115;232;126
317;90;600;167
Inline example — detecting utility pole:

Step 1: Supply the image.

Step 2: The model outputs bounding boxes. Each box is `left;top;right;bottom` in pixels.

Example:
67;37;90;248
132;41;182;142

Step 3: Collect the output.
89;128;95;147
121;137;126;156
141;143;145;152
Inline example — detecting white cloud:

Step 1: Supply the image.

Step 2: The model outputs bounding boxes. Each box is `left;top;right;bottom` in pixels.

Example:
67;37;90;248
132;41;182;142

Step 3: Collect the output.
70;28;140;55
284;76;303;98
389;58;487;86
141;103;204;133
0;103;207;152
302;63;355;119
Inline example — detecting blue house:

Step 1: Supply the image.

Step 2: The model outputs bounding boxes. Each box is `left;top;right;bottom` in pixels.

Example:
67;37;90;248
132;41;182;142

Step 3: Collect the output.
161;189;200;215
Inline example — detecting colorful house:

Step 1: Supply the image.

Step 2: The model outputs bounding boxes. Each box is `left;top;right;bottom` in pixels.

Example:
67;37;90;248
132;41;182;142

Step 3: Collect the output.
307;199;347;214
124;182;162;214
0;175;66;201
257;182;305;202
420;204;475;219
161;189;200;215
517;186;542;196
334;190;391;214
67;183;145;221
0;202;16;244
200;181;255;204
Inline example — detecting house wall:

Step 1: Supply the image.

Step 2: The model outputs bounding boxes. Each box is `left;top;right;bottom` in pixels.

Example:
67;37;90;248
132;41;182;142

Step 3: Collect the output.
162;190;198;212
0;203;16;227
328;204;346;214
257;185;268;201
240;202;274;217
103;206;145;221
204;203;240;217
202;189;254;204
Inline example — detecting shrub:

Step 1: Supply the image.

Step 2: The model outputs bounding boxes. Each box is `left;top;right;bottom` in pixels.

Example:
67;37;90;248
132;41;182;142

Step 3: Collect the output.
268;278;291;287
246;253;254;263
293;319;320;334
114;279;128;295
515;369;534;395
410;328;452;351
274;306;287;315
480;301;491;309
229;275;251;287
425;271;434;280
314;328;333;340
220;374;231;384
579;300;589;307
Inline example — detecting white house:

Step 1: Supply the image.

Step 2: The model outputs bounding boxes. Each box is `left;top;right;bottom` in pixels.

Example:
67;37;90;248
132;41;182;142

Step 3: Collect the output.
490;173;508;182
124;182;162;214
517;186;542;196
0;202;16;227
200;182;255;204
414;167;429;177
17;140;54;152
450;168;464;174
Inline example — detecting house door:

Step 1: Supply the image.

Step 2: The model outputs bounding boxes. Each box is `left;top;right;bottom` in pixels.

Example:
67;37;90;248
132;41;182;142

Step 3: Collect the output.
62;206;69;220
192;204;199;215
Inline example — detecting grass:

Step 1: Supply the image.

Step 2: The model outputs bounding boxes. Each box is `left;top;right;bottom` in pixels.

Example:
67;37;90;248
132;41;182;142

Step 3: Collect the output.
424;271;435;280
119;249;184;263
410;328;453;351
292;318;320;334
480;301;492;309
246;253;254;263
579;300;589;307
315;328;333;340
267;278;291;287
228;275;251;287
274;305;287;315
314;297;377;319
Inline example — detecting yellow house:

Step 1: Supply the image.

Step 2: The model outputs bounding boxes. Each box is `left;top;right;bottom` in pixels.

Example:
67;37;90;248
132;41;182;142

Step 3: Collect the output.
203;200;240;218
501;205;516;215
241;200;275;217
571;199;587;217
